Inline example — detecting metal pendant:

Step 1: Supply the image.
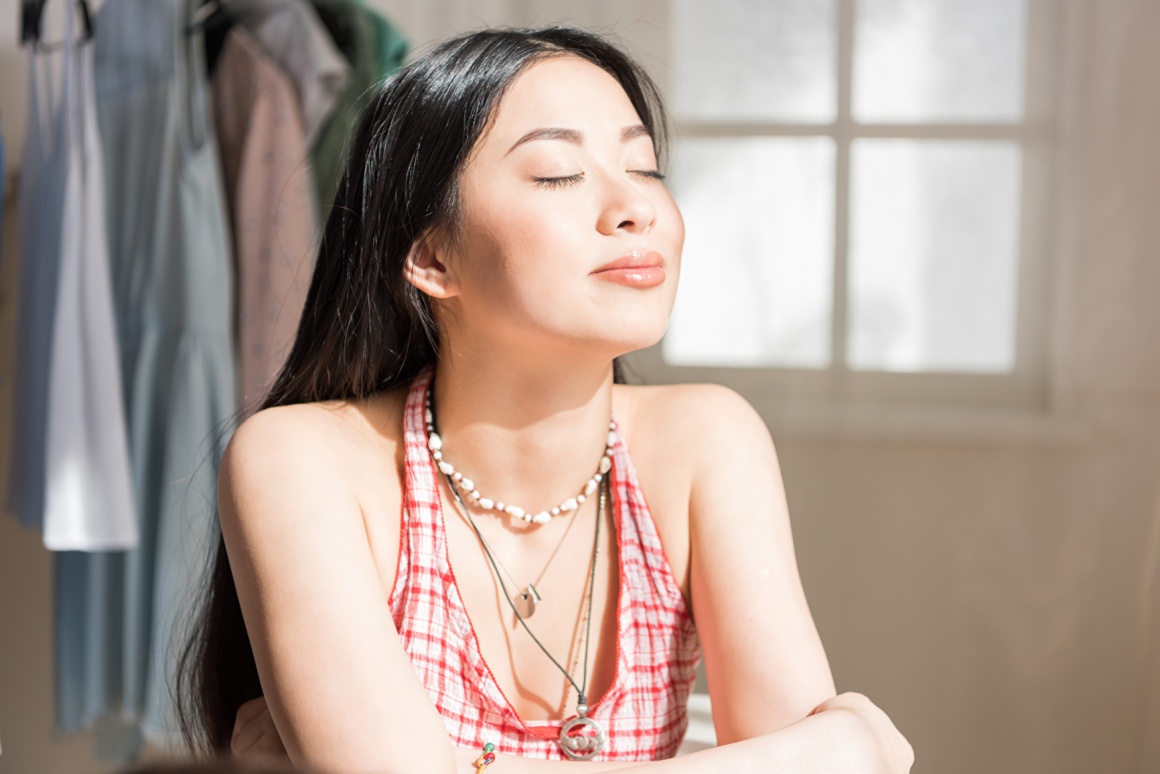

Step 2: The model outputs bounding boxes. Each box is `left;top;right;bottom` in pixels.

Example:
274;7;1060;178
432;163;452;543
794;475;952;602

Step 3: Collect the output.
559;714;607;760
515;584;541;619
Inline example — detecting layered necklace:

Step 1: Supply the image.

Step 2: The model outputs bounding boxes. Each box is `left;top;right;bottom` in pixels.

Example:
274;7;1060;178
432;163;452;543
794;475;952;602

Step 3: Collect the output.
429;387;611;760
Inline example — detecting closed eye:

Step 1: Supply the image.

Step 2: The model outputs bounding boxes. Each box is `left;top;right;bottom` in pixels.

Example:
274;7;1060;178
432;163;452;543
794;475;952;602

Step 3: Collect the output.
533;173;584;189
533;170;666;189
632;170;667;182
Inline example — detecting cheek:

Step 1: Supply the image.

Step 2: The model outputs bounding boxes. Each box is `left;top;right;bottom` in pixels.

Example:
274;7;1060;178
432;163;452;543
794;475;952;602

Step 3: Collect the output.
454;198;579;311
665;197;686;262
655;193;686;286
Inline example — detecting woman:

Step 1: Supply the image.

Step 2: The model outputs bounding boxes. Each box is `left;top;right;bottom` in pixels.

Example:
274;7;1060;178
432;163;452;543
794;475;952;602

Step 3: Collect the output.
179;26;913;773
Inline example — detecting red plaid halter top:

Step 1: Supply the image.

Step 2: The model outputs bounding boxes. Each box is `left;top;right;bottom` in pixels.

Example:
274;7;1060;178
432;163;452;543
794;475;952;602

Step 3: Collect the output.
388;370;702;760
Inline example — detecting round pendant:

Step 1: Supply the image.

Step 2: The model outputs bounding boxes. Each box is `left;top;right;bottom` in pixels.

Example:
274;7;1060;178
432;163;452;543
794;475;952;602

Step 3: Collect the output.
558;715;607;760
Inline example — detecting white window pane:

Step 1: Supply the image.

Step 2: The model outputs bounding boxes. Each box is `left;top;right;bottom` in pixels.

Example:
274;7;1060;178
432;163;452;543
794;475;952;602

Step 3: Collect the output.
664;138;835;368
672;0;836;123
853;0;1028;123
848;140;1022;372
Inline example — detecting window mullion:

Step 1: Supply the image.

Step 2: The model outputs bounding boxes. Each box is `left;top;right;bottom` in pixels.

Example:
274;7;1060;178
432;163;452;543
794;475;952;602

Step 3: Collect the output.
832;0;856;387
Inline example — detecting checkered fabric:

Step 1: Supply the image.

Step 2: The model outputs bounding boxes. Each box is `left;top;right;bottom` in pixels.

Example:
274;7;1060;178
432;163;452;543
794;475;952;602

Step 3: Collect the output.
388;369;702;761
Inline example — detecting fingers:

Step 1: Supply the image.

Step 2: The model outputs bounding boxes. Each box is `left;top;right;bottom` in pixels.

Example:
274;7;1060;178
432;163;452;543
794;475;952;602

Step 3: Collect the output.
231;696;289;762
232;713;272;756
228;696;263;751
235;695;270;728
235;727;290;763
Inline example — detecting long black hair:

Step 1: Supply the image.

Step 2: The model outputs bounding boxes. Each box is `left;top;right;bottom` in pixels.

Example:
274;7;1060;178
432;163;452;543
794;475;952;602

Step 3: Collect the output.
176;25;669;754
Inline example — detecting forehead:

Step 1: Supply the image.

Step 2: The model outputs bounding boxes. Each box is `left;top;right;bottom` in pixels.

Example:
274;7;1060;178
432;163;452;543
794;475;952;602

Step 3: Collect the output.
481;54;645;149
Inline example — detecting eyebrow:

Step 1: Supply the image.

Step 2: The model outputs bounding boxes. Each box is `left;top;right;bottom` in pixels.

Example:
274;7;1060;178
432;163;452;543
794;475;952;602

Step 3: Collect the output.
505;124;651;156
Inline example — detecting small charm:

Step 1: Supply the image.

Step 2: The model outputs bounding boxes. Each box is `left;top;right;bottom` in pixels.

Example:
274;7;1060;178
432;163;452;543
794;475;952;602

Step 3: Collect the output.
515;584;541;618
559;714;607;760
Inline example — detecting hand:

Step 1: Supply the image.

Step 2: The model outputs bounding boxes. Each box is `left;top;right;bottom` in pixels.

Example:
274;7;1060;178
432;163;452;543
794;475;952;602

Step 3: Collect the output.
231;695;291;765
808;692;914;773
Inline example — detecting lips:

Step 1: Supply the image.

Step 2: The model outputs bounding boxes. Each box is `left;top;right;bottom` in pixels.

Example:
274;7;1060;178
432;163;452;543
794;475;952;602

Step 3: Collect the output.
591;250;666;288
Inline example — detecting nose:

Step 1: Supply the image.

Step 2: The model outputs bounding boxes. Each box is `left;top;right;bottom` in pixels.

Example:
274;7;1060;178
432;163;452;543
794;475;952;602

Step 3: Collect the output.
595;172;657;235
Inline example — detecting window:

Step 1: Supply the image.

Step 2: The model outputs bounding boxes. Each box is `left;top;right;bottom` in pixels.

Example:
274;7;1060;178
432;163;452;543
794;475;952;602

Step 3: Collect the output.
632;0;1061;413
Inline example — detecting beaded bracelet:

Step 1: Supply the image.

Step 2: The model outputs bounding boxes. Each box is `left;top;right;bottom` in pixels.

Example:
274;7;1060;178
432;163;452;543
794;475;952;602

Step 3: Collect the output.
473;742;496;773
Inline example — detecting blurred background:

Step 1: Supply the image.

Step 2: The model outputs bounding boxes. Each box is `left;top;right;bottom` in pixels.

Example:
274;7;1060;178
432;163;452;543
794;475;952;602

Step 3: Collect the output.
1;0;1158;771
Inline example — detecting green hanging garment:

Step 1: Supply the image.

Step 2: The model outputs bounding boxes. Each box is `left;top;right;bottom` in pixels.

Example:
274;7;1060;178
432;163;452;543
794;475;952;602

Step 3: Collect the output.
309;0;407;212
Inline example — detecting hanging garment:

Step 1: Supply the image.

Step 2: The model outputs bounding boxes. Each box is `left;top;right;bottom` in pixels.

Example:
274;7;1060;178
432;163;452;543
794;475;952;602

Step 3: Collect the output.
1;127;5;224
308;0;406;210
365;3;409;76
9;1;136;550
212;25;317;411
10;21;68;534
221;0;351;148
55;0;238;759
0;133;10;512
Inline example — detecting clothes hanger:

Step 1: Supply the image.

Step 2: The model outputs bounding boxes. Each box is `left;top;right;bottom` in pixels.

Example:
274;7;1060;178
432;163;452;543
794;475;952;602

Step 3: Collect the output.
186;0;234;35
20;0;94;48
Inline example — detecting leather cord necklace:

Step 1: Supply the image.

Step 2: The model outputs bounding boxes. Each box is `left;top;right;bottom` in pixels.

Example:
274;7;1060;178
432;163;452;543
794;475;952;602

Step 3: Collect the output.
446;474;609;760
451;488;582;618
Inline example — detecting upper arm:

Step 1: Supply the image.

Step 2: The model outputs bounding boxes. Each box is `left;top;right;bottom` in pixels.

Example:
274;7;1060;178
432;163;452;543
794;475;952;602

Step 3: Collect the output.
682;385;836;744
218;406;456;774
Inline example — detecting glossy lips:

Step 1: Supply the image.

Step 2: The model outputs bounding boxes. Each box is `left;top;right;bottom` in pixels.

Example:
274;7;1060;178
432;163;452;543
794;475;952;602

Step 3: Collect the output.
591;250;666;288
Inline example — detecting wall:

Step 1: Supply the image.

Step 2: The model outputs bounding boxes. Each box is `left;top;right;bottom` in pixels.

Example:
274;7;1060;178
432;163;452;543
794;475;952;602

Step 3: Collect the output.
1;1;1159;772
765;3;1160;770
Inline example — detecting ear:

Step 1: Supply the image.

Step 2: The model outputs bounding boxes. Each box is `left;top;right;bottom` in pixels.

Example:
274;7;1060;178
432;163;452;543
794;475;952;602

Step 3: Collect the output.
404;234;459;299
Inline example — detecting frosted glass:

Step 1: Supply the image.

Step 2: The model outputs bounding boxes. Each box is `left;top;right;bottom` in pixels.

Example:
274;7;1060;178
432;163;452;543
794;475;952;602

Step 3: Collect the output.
664;138;835;368
847;140;1022;372
853;0;1028;122
672;0;836;123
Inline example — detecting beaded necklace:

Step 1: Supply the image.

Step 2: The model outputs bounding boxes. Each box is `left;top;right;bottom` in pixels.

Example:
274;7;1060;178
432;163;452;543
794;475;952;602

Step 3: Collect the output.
424;388;615;525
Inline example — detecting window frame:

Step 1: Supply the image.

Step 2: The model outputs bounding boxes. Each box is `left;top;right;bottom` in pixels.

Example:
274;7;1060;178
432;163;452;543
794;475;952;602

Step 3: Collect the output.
631;0;1064;415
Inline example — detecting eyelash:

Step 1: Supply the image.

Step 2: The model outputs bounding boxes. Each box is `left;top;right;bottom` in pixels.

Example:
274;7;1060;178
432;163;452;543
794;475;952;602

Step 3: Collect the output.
533;173;584;189
532;170;667;189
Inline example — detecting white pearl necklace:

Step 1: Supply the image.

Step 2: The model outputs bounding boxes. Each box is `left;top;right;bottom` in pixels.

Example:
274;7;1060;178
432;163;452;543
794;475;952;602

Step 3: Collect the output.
424;393;615;525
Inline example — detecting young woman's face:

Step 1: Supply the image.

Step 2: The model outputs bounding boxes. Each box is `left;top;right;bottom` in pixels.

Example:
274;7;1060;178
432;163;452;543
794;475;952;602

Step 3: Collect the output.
436;54;684;360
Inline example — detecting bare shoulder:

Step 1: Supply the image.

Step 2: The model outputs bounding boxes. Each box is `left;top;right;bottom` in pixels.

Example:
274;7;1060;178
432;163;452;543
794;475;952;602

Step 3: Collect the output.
219;388;410;550
611;383;770;600
614;382;770;473
215;387;457;767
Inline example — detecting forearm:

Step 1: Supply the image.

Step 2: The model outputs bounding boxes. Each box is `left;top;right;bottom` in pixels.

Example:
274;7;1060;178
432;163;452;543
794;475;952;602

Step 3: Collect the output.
454;746;644;772
453;712;860;774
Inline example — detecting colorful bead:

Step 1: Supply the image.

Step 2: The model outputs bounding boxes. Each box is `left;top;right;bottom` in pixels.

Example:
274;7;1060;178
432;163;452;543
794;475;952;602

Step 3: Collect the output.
473;744;497;773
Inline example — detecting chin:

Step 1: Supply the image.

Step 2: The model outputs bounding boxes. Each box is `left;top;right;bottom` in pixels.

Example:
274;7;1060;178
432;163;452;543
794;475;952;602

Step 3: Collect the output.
531;292;675;358
596;315;670;358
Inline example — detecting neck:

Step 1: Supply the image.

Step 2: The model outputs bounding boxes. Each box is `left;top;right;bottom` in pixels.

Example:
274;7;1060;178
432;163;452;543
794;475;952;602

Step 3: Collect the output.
428;345;616;515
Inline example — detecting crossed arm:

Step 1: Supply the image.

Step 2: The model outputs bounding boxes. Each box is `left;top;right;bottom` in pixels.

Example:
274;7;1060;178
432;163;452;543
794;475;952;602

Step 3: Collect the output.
220;389;912;773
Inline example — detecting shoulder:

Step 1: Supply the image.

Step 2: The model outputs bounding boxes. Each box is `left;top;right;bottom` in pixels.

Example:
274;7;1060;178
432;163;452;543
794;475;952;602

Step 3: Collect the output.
615;381;763;429
213;390;460;767
614;382;773;474
219;388;409;531
611;382;779;604
223;399;380;485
